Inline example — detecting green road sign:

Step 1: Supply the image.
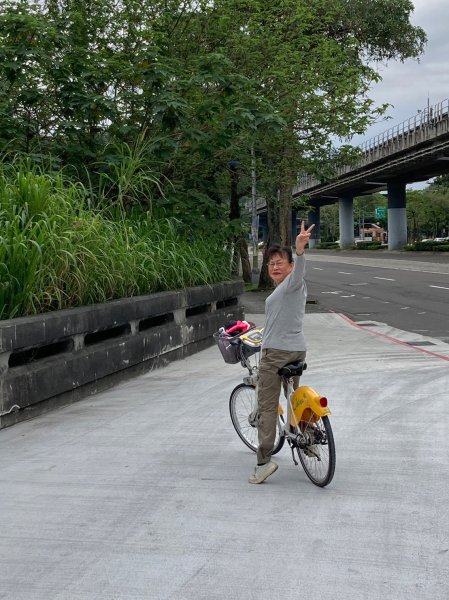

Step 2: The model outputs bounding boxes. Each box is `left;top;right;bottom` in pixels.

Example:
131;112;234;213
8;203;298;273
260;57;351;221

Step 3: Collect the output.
375;207;386;219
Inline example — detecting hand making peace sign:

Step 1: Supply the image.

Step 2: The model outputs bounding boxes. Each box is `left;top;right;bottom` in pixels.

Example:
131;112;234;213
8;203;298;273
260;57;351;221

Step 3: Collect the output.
295;221;315;255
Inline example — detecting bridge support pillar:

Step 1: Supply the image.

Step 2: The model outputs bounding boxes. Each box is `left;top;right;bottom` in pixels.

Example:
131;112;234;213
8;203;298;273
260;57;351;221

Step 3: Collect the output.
307;207;321;248
387;182;407;250
339;197;354;248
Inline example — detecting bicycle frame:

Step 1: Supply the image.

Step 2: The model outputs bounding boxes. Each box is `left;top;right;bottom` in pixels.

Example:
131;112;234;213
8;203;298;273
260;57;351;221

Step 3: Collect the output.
241;349;331;441
280;378;331;449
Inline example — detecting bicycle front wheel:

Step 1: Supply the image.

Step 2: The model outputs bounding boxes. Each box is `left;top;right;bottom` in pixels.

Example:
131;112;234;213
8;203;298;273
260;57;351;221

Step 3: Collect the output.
295;416;335;487
229;384;285;455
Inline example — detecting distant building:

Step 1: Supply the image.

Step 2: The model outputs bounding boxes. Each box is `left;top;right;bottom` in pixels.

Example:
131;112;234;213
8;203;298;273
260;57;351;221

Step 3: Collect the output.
360;223;387;243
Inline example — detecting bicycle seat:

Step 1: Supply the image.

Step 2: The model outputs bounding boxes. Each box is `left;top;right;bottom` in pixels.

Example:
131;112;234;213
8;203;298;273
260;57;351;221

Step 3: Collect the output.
278;361;307;377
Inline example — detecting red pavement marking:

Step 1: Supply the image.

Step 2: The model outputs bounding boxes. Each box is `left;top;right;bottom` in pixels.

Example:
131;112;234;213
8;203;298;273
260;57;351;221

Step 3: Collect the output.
335;312;449;363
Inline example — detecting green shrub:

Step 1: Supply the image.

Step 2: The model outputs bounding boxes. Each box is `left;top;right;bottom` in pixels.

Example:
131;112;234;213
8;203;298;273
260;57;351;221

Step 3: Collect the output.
352;241;383;250
407;241;449;251
0;163;231;319
316;242;339;249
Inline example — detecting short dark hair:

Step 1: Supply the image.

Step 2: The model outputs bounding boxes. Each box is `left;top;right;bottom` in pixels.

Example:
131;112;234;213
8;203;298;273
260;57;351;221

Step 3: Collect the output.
267;244;293;263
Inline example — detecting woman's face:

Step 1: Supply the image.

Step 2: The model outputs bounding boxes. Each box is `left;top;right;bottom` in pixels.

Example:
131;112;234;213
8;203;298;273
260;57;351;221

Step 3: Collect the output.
268;252;293;285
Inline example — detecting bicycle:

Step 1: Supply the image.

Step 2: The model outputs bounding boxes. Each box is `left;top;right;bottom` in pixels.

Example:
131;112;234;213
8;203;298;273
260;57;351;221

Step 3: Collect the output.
214;325;336;487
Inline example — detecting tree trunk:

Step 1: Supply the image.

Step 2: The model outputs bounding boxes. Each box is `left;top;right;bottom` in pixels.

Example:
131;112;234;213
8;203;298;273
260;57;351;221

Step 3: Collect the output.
279;183;293;246
257;136;296;289
239;237;251;282
258;190;279;289
258;251;271;289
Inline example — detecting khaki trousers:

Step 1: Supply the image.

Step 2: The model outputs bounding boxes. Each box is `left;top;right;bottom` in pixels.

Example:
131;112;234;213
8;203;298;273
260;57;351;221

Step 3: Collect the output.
257;348;307;465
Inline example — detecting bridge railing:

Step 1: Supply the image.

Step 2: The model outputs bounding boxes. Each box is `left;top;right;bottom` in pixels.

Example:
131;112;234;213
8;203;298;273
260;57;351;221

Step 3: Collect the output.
297;98;449;192
0;281;244;429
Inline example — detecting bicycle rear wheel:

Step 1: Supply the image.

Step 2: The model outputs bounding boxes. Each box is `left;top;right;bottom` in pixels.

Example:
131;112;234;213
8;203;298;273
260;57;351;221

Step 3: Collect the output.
229;384;285;455
295;416;335;487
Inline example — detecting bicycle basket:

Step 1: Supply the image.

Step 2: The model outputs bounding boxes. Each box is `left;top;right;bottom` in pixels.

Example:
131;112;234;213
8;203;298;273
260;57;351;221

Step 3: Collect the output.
213;332;242;364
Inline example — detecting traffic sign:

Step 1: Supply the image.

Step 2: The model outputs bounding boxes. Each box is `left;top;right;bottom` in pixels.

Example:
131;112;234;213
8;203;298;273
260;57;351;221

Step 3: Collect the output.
375;207;386;219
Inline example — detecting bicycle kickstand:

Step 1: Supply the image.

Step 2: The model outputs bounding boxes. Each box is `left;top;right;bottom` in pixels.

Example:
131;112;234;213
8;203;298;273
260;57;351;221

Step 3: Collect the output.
287;438;298;466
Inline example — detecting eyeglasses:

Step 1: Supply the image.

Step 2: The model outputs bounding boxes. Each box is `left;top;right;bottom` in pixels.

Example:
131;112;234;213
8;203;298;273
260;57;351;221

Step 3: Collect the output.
268;260;289;268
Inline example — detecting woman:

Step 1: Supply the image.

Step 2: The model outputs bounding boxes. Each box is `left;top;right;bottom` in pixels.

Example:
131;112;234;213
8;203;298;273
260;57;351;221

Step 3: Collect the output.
249;220;315;484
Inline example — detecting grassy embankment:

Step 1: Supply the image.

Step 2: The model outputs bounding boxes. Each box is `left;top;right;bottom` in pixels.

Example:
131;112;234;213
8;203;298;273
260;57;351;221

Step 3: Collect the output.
0;163;230;320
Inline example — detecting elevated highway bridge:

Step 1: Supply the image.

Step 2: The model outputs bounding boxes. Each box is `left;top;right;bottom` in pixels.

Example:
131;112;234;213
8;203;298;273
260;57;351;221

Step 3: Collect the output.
293;98;449;249
257;99;449;250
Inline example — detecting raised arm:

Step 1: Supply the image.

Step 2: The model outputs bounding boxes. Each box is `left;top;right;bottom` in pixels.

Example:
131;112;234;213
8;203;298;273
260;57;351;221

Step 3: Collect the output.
295;221;315;256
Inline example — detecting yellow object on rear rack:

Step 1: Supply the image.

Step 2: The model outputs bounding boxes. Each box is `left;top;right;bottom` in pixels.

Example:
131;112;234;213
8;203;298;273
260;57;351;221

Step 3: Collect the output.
239;328;264;347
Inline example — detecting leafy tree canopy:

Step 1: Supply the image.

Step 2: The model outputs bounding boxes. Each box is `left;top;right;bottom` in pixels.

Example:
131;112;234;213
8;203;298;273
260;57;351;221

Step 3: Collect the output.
0;0;426;249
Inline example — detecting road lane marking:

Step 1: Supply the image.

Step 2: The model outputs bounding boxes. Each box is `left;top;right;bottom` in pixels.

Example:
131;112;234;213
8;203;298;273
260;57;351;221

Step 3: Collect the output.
430;285;449;290
374;276;395;281
340;294;355;298
349;282;368;286
307;255;449;275
400;306;410;310
338;271;353;275
321;291;341;294
313;267;324;270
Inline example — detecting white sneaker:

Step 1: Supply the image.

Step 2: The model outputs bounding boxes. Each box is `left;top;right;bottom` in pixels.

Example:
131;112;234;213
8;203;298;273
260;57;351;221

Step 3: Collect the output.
248;461;278;484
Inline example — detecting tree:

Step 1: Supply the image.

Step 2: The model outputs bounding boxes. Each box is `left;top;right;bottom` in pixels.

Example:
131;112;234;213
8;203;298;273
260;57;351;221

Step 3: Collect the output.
407;188;449;240
173;0;425;285
0;1;281;229
429;175;449;191
0;1;59;155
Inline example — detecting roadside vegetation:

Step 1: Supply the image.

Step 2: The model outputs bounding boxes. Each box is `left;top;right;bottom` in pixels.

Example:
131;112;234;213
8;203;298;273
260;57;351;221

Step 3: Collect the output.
406;241;449;251
0;161;229;319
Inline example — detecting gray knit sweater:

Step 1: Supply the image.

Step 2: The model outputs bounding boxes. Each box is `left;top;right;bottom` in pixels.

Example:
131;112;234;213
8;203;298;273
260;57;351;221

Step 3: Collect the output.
261;254;307;352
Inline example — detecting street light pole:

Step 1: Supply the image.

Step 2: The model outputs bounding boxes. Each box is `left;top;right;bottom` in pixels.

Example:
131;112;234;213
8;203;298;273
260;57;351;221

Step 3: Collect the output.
227;160;241;277
251;144;259;283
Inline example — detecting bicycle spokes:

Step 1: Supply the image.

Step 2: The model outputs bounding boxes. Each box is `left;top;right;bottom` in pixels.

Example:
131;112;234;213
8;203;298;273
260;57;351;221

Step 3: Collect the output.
294;416;335;487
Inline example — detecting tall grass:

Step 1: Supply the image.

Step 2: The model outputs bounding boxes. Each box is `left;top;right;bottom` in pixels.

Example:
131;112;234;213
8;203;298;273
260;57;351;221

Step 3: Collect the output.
0;162;231;320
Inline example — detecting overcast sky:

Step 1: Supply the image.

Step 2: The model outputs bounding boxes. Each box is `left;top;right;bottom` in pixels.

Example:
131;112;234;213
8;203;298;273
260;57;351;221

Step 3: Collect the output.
348;0;449;187
354;0;449;143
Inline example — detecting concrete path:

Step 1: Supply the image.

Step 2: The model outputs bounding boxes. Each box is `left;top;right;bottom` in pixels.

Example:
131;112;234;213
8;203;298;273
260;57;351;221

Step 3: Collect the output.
1;296;448;599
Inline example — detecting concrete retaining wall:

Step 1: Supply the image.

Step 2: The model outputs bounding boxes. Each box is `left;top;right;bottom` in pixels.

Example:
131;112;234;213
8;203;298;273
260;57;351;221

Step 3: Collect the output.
0;281;244;428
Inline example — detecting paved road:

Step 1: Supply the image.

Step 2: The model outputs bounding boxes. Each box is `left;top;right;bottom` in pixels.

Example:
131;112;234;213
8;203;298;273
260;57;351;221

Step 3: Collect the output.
1;292;448;599
306;250;449;343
